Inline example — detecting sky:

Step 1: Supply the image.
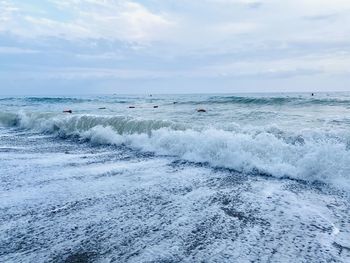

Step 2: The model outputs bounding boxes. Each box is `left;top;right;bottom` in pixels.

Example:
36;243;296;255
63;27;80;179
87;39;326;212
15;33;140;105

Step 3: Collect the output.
0;0;350;95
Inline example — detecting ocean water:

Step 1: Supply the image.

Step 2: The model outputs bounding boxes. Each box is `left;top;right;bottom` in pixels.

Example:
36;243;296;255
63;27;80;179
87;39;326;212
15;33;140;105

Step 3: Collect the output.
0;93;350;262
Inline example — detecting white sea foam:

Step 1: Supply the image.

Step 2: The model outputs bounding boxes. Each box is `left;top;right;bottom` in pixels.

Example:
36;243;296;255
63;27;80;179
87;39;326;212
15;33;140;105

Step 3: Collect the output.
87;126;350;189
1;95;350;262
1;111;350;190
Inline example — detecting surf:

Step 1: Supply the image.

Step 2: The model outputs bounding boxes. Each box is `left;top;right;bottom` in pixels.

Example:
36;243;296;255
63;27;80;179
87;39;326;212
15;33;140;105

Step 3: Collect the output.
1;111;349;191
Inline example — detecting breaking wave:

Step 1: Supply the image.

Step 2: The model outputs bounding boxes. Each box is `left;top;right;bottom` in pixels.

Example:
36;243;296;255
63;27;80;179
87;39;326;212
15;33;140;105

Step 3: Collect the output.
0;112;183;135
2;95;350;107
1;111;350;190
178;96;350;106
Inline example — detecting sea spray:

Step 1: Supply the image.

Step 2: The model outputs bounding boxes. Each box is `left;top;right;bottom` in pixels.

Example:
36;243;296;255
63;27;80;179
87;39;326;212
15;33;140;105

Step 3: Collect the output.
1;92;350;191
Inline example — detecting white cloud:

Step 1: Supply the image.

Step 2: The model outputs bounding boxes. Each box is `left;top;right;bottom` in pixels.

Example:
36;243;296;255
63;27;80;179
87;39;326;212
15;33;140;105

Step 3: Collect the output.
77;1;174;42
0;0;18;23
212;22;258;35
1;0;350;93
201;51;350;77
1;0;175;42
2;0;350;48
205;0;262;6
292;0;350;15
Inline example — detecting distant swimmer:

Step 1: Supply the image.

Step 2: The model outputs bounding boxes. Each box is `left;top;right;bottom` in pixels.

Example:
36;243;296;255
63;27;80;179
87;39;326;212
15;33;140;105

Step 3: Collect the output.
197;109;206;113
311;93;314;96
128;106;136;109
63;110;72;114
98;107;107;110
173;102;178;104
153;105;158;108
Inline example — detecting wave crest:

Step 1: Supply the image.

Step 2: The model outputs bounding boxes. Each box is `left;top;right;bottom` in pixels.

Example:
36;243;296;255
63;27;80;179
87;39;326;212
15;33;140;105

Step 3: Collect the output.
1;111;349;190
80;126;350;190
177;96;350;106
0;111;184;135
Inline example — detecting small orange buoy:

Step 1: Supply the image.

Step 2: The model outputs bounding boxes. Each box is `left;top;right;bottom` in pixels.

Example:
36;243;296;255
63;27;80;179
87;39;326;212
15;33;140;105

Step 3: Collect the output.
63;110;72;114
197;109;206;113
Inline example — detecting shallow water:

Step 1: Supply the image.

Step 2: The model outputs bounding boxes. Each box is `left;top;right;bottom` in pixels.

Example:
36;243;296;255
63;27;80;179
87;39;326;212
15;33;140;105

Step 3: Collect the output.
1;93;350;262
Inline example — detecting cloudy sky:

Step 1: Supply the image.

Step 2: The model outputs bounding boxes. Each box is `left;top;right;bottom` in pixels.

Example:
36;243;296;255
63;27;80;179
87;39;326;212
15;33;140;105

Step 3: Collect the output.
1;0;350;94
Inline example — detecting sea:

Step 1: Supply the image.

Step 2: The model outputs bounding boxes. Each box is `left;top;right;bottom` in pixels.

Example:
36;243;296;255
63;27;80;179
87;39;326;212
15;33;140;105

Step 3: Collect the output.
0;92;350;262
